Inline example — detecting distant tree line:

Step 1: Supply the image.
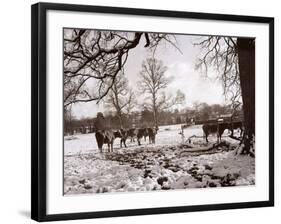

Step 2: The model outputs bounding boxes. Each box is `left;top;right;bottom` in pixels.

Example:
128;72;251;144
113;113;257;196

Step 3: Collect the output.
64;102;238;135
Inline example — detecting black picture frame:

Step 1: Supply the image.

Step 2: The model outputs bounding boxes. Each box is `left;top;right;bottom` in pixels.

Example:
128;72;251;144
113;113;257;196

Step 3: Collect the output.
31;2;274;222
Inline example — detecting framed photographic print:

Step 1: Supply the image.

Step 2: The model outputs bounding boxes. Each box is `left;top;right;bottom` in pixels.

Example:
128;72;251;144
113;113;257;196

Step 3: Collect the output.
31;2;274;222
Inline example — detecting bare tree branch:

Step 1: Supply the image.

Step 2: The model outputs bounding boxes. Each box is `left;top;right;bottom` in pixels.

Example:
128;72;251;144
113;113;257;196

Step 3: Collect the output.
63;29;177;108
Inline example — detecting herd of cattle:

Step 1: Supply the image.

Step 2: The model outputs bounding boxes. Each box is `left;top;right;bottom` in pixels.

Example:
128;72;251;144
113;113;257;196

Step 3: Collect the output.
94;121;244;153
95;127;158;153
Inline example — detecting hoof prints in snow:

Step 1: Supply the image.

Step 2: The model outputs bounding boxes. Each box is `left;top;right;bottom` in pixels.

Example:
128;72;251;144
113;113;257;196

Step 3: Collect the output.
64;144;255;195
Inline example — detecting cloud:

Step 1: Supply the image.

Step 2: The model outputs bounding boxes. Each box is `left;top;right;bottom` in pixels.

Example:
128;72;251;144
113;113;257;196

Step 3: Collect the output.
166;62;224;107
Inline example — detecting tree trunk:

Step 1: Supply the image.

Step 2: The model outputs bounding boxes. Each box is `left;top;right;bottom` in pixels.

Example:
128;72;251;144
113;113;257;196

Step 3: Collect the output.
117;111;123;129
152;93;158;127
154;108;158;127
113;88;123;129
237;38;255;154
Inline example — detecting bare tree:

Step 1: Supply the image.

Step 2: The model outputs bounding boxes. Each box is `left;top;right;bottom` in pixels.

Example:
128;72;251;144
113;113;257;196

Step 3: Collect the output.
173;89;186;107
104;71;136;128
63;29;177;108
194;36;255;155
138;58;171;127
154;90;186;114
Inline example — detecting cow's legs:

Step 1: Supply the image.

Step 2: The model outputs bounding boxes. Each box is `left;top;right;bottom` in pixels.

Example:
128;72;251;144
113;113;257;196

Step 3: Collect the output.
217;131;223;143
96;133;104;153
120;138;126;148
205;133;209;143
123;139;127;148
98;144;103;153
97;142;103;153
149;136;154;144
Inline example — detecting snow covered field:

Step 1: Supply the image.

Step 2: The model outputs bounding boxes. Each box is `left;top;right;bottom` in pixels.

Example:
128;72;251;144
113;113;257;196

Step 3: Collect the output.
64;124;200;155
64;124;255;195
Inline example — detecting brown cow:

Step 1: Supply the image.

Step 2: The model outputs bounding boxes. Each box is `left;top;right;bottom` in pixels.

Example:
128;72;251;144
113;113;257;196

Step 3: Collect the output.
202;123;230;143
126;128;136;142
95;130;115;153
143;128;149;142
114;129;127;148
136;128;149;146
147;127;158;144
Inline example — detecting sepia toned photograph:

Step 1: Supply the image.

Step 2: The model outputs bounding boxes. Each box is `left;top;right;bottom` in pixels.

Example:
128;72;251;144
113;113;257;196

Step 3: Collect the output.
63;28;255;195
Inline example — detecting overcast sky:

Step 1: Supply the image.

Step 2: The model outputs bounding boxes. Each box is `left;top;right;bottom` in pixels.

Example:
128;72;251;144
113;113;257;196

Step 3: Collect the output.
71;33;225;119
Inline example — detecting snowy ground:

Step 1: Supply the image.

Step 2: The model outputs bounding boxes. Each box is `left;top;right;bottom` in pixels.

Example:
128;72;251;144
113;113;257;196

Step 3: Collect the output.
64;124;255;195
